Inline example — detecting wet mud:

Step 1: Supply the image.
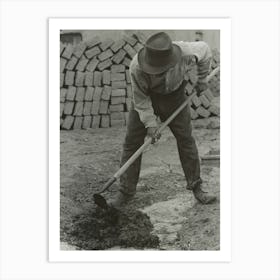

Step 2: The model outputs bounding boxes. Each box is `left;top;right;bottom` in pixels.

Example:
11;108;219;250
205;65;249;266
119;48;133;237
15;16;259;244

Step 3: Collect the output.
64;205;159;250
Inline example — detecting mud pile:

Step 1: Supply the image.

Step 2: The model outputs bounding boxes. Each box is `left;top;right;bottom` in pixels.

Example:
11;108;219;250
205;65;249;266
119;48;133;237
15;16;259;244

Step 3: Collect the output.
65;205;160;250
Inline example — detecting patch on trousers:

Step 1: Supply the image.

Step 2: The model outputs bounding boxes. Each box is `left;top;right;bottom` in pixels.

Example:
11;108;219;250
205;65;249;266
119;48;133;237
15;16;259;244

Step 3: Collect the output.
64;205;160;250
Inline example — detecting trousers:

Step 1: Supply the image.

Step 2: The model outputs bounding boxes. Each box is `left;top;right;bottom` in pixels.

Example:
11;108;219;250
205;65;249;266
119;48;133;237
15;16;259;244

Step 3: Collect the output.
119;82;201;196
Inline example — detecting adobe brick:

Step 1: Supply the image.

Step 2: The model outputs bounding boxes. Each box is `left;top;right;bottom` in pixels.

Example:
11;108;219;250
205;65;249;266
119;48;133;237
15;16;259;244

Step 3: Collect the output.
208;105;220;116
60;73;65;87
64;101;75;115
60;88;67;102
86;57;99;72
101;86;111;101
191;94;201;108
62;116;74;130
99;100;109;114
93;71;102;86
64;71;75;86
112;80;127;89
85;46;101;59
111;64;126;73
112;49;126;64
83;101;92;115
91;115;101;128
196;106;210;118
202;88;214;102
66;86;76;101
61;44;74;59
84;71;94;86
65;56;78;71
75;71;85;86
109;104;124;112
75;56;89;72
102;70;111;85
100;38;114;51
86;36;101;48
199;94;210;108
111;72;125;82
98;49;114;61
110;112;125;121
100;115;110;128
122;57;132;68
82;116;92;129
91;101;100;115
123;44;137;59
111;96;126;105
60;103;64;117
133;43;144;53
73;116;83;129
110;39;125;53
97;59;112;71
73;42;87;58
123;35;137;46
75;87;85;101
93;86;103;101
60;58;67;73
73;101;84;116
84;87;94;101
111;89;126;97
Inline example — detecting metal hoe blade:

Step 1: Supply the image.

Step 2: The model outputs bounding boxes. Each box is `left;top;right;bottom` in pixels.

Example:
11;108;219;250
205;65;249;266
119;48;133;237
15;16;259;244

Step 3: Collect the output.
93;194;109;210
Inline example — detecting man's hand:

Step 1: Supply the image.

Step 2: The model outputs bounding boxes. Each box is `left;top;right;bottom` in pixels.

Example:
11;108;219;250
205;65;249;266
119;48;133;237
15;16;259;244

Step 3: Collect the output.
147;127;161;144
195;81;208;96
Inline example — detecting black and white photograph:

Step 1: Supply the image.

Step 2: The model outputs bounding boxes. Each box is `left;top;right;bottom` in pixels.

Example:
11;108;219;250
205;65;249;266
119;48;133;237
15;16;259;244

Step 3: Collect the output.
1;0;280;279
55;22;227;256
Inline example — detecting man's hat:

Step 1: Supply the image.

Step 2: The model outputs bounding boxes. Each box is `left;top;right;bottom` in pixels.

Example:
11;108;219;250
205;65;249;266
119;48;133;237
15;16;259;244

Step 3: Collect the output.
138;32;182;75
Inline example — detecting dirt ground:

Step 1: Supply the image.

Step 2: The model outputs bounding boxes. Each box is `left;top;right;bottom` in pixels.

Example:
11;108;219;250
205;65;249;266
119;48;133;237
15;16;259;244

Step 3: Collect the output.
60;115;220;251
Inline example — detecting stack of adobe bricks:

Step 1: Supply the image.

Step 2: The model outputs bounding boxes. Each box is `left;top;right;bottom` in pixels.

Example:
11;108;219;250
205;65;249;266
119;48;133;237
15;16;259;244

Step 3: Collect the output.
209;48;220;97
60;33;219;130
183;66;220;120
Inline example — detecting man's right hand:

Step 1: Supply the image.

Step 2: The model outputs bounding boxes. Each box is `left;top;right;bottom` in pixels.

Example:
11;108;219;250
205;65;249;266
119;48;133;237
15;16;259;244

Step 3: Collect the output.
147;127;161;144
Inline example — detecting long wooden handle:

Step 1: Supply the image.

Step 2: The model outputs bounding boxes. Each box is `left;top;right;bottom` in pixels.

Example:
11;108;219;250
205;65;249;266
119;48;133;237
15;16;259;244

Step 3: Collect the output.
206;66;220;82
99;67;220;193
113;91;196;179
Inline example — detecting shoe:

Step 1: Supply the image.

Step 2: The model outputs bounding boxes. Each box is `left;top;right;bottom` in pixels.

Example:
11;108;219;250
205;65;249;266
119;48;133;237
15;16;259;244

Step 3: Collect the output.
108;191;133;209
192;185;216;204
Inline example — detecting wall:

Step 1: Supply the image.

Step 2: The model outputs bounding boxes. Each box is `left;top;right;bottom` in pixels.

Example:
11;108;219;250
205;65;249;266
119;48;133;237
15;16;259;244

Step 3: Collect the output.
61;30;220;50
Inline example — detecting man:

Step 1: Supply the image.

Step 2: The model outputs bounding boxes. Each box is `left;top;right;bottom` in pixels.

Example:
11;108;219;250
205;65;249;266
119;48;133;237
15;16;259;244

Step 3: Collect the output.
110;32;216;208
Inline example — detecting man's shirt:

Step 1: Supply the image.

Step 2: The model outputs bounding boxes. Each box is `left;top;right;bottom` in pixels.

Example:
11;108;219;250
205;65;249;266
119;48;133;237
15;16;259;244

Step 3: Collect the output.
129;41;212;128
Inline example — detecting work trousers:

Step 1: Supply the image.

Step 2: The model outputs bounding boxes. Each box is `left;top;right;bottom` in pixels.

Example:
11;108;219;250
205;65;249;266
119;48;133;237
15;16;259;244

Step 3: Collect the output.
119;82;201;196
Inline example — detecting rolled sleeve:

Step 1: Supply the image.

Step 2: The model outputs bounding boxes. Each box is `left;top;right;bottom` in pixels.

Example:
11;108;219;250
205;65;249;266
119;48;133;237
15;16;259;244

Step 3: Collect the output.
175;41;212;82
189;41;212;82
130;56;158;128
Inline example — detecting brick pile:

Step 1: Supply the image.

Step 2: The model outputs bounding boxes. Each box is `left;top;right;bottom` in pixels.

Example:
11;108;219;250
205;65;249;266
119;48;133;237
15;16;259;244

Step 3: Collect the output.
60;33;219;130
209;48;220;97
184;66;220;120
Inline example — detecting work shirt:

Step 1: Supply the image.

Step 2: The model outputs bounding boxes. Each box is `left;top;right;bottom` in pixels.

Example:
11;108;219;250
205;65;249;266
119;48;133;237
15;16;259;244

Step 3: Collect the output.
129;41;212;128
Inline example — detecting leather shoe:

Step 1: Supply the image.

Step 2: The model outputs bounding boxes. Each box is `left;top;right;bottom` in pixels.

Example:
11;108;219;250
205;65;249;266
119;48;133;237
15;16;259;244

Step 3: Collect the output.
192;185;216;204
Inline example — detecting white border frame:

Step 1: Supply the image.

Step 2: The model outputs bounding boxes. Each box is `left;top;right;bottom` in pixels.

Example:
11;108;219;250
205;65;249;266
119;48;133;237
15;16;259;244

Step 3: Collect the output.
49;18;231;262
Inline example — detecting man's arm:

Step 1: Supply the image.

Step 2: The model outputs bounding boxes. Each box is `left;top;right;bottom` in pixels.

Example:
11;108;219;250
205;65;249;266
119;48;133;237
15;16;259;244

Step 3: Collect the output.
175;41;212;92
188;41;212;83
129;56;158;128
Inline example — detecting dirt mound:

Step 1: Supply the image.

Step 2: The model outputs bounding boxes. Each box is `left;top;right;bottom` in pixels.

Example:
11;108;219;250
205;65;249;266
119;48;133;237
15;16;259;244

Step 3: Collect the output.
65;205;160;250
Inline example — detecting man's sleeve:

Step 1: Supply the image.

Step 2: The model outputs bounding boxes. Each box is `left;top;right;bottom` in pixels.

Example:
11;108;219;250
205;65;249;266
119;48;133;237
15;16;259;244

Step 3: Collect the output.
176;41;212;82
188;41;212;82
130;58;158;128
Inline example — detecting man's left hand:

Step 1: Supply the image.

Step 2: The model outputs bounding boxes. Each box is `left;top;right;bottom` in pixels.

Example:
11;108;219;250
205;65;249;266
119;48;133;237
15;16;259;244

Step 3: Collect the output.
147;127;161;144
195;81;208;96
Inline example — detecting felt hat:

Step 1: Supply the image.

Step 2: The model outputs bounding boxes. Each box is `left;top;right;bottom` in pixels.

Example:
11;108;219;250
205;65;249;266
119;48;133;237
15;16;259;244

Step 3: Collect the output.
138;32;182;74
